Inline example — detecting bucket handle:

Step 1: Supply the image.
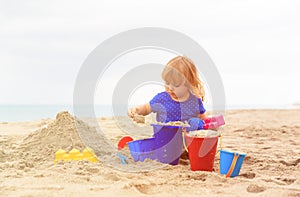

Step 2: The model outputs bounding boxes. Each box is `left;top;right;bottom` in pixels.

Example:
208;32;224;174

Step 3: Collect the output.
182;131;189;152
226;152;239;178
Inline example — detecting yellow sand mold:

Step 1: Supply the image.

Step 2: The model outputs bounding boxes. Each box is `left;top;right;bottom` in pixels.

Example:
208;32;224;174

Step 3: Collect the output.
54;147;99;163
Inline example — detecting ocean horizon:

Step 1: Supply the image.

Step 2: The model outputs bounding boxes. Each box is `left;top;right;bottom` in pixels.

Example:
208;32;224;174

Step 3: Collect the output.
0;104;298;122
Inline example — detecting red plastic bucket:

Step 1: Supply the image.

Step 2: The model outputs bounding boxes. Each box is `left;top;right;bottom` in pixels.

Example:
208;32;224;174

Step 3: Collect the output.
185;135;218;171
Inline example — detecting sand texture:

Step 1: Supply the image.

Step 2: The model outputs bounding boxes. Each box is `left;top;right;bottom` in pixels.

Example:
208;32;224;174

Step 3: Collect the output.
0;110;299;196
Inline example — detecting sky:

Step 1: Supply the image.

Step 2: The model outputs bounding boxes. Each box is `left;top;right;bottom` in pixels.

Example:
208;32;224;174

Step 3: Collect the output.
0;0;300;108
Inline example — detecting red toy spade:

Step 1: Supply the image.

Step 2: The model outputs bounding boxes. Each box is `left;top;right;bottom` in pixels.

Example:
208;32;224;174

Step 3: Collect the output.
117;136;134;150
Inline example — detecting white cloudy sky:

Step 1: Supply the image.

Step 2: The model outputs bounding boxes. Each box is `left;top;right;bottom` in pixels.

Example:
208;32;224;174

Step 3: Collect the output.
0;0;299;108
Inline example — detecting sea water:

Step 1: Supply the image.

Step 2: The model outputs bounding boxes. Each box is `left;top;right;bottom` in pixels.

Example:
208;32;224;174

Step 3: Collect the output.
0;104;297;122
0;105;113;122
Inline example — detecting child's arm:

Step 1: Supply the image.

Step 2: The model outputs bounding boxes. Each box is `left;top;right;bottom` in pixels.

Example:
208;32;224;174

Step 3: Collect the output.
197;112;207;120
128;103;151;118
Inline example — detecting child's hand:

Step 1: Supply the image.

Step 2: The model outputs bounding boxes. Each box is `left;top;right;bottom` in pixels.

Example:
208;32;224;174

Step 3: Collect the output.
128;107;137;118
187;118;205;131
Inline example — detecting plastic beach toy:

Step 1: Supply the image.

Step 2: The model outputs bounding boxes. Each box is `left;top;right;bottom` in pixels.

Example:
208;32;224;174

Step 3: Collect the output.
82;147;99;162
128;138;156;162
116;153;128;164
203;115;225;130
117;136;134;150
54;147;99;163
127;124;189;165
54;149;67;163
220;150;246;177
185;134;218;171
69;148;82;160
152;124;188;165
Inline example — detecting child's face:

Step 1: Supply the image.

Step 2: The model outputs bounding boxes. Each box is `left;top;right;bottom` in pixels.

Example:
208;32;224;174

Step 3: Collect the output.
165;80;189;100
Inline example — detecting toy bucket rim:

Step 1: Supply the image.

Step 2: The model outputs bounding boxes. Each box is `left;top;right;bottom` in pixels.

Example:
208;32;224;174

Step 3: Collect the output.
150;123;190;129
185;135;219;139
127;137;155;145
220;149;247;156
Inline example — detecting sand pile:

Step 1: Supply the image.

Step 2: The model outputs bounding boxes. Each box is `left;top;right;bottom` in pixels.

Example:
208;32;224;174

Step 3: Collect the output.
15;111;124;167
1;111;162;172
18;111;86;163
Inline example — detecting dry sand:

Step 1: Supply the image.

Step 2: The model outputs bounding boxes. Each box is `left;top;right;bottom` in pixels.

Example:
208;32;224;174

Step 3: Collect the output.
0;110;299;196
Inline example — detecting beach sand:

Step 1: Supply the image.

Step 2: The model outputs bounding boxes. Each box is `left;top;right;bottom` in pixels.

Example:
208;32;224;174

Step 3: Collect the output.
0;110;299;196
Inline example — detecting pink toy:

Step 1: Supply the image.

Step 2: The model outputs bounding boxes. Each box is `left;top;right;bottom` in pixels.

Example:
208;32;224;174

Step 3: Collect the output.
203;115;225;130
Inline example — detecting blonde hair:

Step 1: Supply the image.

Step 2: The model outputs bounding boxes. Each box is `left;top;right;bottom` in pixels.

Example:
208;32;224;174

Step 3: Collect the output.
162;56;205;101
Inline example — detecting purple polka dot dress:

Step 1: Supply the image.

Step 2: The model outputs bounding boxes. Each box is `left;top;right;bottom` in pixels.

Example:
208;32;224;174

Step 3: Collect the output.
149;92;206;123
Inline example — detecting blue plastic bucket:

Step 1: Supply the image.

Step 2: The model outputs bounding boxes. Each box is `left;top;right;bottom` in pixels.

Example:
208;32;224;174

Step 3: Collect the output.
151;124;186;165
220;150;246;177
128;138;156;162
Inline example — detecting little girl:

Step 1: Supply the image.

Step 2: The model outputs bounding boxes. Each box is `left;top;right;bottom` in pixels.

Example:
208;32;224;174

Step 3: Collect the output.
128;56;207;131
